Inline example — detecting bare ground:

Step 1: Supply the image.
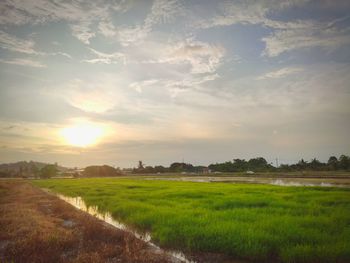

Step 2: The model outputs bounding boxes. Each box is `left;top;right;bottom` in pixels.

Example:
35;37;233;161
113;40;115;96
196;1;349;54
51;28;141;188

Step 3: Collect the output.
0;180;171;263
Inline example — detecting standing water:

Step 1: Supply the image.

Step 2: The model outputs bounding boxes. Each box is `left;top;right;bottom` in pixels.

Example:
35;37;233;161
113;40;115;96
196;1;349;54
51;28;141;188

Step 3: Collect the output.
54;193;194;263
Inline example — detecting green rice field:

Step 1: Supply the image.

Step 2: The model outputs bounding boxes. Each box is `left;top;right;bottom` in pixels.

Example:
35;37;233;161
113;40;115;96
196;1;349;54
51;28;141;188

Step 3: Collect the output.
33;178;350;263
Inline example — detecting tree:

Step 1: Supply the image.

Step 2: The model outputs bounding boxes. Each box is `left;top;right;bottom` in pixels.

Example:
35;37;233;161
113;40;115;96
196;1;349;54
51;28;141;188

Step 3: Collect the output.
169;162;194;173
233;159;248;171
143;166;155;173
309;158;326;170
327;156;338;170
154;165;167;173
296;159;308;170
40;165;58;179
138;161;144;170
31;165;39;178
339;155;350;170
247;157;271;171
83;165;120;177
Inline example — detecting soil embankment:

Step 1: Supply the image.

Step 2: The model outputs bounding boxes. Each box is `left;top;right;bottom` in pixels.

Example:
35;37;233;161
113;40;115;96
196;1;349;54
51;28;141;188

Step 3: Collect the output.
0;180;170;263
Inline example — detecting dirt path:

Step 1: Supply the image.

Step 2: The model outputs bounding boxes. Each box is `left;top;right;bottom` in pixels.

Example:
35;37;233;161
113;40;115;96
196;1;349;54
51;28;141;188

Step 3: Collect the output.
0;180;171;263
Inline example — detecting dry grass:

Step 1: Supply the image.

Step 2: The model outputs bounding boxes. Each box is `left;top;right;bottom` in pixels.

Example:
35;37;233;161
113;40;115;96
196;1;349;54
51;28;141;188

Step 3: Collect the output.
0;180;170;263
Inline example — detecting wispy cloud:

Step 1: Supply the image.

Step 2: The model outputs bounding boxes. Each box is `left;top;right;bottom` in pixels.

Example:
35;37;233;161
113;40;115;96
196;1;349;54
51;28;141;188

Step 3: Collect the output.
49;52;72;59
63;80;116;113
197;0;309;29
140;38;225;74
82;48;125;64
258;67;303;79
0;0;104;25
0;30;72;59
98;19;116;37
129;73;219;98
70;22;96;45
166;39;225;74
196;1;350;57
0;58;46;68
0;30;37;54
0;0;129;44
262;25;350;57
117;0;183;46
129;79;159;94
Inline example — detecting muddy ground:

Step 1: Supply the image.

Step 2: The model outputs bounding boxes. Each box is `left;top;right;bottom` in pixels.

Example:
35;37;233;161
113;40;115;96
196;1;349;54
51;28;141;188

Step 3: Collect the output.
0;180;172;263
0;180;239;263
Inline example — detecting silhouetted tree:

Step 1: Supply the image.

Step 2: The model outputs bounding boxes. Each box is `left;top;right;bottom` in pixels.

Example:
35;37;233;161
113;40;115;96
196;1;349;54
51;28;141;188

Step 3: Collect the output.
154;165;167;173
327;156;338;170
40;164;58;179
83;165;121;177
138;161;144;169
309;158;323;170
169;162;194;173
339;155;350;170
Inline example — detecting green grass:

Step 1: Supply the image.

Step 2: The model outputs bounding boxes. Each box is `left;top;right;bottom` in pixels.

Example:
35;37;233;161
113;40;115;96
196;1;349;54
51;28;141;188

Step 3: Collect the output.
33;178;350;262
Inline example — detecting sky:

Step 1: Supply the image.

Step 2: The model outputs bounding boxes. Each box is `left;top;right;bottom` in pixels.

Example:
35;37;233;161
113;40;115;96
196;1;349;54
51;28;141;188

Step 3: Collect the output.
0;0;350;168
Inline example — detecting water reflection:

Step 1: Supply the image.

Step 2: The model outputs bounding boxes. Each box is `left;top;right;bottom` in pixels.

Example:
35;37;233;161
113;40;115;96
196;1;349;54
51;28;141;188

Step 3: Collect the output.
56;194;193;263
144;176;349;187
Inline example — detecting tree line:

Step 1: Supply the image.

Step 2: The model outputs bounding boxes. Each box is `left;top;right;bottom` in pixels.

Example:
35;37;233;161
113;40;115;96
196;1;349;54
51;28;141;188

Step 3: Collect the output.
1;154;349;178
133;155;350;174
278;155;350;172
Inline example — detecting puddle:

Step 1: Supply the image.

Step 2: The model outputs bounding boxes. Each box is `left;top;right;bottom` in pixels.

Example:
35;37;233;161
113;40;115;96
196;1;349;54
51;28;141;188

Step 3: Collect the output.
54;193;194;263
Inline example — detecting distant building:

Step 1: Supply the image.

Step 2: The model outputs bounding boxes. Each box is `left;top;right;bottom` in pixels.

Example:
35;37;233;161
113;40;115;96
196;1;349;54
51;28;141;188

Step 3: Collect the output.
202;167;211;174
122;168;133;174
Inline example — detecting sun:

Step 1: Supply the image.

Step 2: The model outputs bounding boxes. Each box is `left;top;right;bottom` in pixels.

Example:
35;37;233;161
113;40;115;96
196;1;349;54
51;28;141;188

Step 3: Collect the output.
61;123;103;147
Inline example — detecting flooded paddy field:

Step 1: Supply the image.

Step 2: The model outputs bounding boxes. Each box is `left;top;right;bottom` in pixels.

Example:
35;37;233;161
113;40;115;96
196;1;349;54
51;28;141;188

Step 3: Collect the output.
141;175;350;188
33;177;350;263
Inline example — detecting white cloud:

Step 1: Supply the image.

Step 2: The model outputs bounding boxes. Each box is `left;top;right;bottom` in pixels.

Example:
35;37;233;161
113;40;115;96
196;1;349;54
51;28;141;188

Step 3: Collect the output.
262;26;350;57
164;73;220;91
167;40;225;74
211;63;350;115
145;0;183;26
0;58;46;68
98;20;116;37
117;25;151;47
82;48;125;65
197;0;309;29
129;73;219;99
129;79;159;93
0;1;31;25
0;0;102;24
258;67;303;79
70;22;96;45
119;37;224;104
172;41;224;73
0;0;130;44
60;76;128;114
196;0;350;57
141;39;225;74
0;30;37;54
49;52;72;59
14;0;130;24
0;30;73;59
117;0;183;46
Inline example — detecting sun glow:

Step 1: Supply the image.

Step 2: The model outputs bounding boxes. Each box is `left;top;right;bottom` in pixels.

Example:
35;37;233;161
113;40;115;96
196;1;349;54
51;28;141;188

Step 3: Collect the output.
61;123;104;147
